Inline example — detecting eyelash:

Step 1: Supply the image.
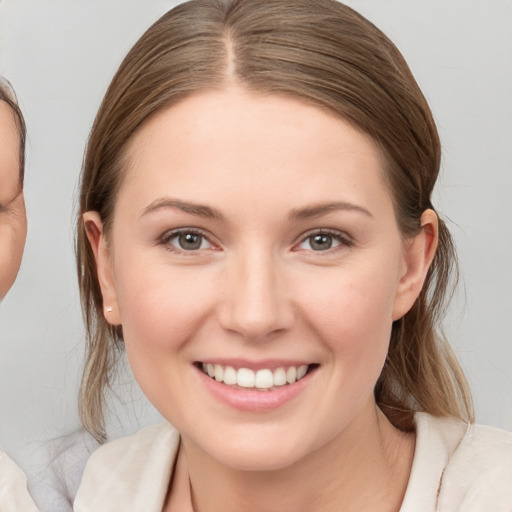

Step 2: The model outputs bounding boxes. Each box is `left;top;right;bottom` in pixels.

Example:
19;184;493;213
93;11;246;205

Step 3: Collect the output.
294;229;353;253
159;227;353;255
159;228;216;255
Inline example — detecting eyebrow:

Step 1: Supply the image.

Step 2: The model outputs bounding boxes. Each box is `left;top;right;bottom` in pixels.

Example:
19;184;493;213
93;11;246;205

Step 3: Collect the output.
289;201;373;220
141;198;225;220
141;198;372;222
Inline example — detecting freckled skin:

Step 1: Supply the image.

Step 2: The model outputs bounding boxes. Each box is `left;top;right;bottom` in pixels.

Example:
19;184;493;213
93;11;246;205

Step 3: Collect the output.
0;102;27;299
86;88;436;511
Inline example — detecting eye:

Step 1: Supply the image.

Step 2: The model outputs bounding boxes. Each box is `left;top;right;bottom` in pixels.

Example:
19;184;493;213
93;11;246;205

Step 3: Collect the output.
163;229;213;252
296;230;351;252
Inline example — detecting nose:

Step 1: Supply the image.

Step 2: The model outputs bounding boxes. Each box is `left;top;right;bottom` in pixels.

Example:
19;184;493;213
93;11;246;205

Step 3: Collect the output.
217;251;295;341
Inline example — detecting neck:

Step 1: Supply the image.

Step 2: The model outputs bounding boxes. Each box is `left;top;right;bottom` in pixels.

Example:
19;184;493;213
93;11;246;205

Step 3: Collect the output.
170;404;414;512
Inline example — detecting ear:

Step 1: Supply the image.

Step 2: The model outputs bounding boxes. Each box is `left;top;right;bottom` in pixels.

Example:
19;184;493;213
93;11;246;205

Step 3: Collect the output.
83;211;122;325
392;209;439;321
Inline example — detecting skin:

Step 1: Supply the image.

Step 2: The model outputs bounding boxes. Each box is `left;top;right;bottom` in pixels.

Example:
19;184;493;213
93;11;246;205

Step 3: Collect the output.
0;101;26;299
85;88;438;512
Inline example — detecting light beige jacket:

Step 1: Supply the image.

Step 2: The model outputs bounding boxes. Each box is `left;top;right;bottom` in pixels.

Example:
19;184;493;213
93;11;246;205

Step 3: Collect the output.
0;451;39;512
74;413;512;512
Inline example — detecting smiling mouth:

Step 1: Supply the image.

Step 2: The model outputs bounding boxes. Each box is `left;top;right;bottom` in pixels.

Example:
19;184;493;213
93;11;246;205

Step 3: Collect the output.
197;362;318;391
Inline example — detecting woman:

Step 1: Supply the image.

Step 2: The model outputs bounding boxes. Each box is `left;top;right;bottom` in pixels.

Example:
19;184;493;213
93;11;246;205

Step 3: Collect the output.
0;80;39;510
74;1;512;510
0;80;27;300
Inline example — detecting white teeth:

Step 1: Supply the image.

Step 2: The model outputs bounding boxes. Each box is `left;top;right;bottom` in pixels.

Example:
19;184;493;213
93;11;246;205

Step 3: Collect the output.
297;364;308;380
237;368;255;388
201;363;311;389
273;367;287;386
255;369;273;389
214;364;224;382
286;366;297;384
223;366;237;385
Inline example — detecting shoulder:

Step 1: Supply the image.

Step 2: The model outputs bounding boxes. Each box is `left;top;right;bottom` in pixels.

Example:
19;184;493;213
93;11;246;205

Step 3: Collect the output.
417;412;512;472
83;422;178;471
409;413;512;510
456;420;512;465
0;449;24;482
74;422;179;512
439;419;512;509
0;450;40;511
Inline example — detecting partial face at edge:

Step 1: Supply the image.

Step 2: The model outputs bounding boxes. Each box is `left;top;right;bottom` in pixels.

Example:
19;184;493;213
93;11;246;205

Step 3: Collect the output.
85;88;437;471
0;101;27;299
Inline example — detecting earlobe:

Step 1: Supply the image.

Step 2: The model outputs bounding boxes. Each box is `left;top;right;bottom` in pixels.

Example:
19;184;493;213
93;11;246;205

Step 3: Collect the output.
83;211;122;325
392;209;439;321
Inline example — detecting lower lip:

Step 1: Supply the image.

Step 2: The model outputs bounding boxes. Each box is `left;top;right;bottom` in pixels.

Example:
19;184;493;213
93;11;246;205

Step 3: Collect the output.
196;367;315;412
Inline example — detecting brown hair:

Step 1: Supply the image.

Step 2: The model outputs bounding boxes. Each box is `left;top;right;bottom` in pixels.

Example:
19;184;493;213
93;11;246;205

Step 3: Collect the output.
77;0;473;442
0;78;26;187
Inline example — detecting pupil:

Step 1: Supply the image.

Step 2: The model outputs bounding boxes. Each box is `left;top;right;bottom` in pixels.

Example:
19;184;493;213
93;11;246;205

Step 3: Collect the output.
311;234;332;250
179;233;202;250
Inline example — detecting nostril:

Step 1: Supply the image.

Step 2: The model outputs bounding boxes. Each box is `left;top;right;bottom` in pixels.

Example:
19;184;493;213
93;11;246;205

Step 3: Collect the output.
217;300;295;342
217;263;295;340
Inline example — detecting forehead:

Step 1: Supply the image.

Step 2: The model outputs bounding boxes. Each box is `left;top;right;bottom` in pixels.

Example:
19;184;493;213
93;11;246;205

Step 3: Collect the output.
119;88;392;217
128;88;382;158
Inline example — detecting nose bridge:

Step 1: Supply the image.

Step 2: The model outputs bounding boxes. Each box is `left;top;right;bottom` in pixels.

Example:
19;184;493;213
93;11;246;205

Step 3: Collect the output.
219;246;293;340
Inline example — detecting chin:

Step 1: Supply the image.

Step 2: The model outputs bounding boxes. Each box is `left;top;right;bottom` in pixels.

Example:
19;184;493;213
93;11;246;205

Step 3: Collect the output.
187;426;318;472
215;446;304;472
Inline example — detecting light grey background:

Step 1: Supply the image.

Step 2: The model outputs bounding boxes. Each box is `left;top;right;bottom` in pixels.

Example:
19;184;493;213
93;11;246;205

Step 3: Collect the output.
1;0;511;480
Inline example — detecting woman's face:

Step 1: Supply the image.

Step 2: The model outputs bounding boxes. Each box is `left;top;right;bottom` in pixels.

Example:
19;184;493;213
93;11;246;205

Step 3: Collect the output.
0;102;26;299
87;88;433;471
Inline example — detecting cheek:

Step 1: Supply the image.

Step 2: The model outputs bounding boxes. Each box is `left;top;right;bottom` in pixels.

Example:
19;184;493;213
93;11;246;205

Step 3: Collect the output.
300;263;398;373
0;216;27;297
121;275;207;345
112;250;217;391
